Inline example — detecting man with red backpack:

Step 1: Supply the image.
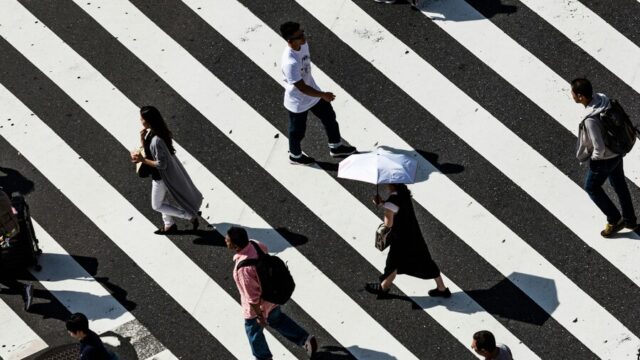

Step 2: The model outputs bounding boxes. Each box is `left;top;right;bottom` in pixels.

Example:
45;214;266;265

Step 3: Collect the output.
572;78;637;237
225;226;317;359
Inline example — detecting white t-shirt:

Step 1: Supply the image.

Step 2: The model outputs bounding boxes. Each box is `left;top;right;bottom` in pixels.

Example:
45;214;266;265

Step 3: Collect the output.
281;43;321;113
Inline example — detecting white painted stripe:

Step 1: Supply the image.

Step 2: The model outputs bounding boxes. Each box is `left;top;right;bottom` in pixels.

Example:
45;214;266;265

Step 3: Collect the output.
518;0;640;96
414;0;640;296
0;3;418;359
29;219;174;359
99;0;638;356
69;0;533;357
29;220;135;331
0;299;47;360
290;1;640;358
145;348;178;360
507;0;640;191
181;1;537;358
0;87;294;359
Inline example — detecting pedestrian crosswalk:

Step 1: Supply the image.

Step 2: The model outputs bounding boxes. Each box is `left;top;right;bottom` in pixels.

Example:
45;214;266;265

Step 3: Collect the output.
1;0;640;359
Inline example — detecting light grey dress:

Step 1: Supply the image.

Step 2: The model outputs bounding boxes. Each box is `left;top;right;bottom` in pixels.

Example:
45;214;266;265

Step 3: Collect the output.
150;136;203;217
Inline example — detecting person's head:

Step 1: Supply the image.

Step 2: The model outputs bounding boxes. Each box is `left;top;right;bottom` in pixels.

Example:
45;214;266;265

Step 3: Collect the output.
225;226;249;251
472;330;497;358
140;106;175;154
570;78;593;106
66;313;89;340
386;183;411;197
280;21;306;50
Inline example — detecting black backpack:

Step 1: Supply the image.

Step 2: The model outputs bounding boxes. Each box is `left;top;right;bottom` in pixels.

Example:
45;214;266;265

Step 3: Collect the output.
236;241;295;305
597;100;638;155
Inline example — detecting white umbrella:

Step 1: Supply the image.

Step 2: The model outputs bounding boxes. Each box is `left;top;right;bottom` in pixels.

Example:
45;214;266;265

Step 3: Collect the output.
337;147;418;185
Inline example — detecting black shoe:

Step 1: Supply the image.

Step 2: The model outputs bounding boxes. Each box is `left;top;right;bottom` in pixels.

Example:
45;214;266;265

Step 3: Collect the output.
24;284;33;311
289;154;315;165
154;224;178;235
329;145;357;157
365;282;390;296
428;287;451;298
624;222;638;230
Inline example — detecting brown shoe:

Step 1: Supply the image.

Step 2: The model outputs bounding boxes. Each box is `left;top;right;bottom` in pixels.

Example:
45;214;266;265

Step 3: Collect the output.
601;219;624;238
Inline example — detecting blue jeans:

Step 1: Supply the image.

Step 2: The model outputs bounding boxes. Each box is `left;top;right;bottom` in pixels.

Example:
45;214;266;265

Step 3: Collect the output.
244;306;309;360
288;99;341;156
584;156;636;225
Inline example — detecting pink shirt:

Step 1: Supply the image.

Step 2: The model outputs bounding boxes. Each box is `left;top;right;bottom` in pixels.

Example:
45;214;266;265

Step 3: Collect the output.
232;241;277;319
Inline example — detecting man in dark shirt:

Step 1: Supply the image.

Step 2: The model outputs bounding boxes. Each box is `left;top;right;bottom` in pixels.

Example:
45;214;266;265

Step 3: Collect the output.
66;313;113;360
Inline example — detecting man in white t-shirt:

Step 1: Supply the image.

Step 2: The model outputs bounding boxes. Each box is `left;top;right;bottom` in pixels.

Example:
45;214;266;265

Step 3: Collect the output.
279;21;356;165
472;330;513;360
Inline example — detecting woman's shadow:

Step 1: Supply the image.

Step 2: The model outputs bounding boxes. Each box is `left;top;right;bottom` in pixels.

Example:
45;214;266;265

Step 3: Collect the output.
0;166;35;195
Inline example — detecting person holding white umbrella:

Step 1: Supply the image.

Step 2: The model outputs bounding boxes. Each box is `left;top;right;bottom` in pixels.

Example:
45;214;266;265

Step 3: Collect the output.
337;148;450;298
368;183;450;298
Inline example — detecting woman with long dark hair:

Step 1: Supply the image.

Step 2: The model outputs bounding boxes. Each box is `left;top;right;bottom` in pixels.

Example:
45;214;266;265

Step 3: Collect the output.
366;183;450;298
131;106;203;234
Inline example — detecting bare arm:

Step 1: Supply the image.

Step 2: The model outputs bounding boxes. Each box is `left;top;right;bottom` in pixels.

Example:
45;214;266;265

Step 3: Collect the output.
383;209;395;228
294;80;335;102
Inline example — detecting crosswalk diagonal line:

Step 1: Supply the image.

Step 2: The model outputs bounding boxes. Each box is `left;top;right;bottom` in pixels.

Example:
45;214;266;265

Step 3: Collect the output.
0;3;421;358
69;0;541;357
0;298;47;360
517;0;640;97
144;349;179;360
408;0;640;290
86;0;640;356
178;1;539;358
289;0;640;358
510;0;640;190
0;82;295;359
29;219;174;359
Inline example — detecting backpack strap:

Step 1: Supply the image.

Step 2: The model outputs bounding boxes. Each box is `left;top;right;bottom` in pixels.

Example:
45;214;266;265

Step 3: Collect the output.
235;241;265;269
249;240;265;257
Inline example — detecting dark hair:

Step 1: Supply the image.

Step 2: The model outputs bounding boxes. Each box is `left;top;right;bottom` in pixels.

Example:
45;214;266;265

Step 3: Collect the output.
473;330;497;352
390;183;411;198
66;313;89;333
571;78;593;100
280;21;300;41
140;106;176;155
227;226;249;248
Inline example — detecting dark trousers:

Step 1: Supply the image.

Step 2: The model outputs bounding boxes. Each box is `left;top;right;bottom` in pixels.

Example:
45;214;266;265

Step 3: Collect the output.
244;306;308;360
288;99;341;156
584;156;636;225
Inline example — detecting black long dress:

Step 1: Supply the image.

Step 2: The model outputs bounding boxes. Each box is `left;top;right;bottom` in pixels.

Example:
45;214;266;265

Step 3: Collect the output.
379;192;441;281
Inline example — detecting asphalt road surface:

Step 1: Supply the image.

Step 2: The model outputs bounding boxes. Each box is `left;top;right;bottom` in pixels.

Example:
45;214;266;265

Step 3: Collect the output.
1;0;640;359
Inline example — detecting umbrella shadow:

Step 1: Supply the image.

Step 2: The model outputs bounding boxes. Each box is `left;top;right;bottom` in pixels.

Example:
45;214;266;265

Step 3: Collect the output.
367;272;555;325
418;0;517;21
376;146;465;182
213;222;309;252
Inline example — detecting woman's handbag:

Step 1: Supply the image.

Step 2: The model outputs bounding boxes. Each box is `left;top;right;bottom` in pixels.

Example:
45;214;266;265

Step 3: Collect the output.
135;147;152;178
375;223;393;251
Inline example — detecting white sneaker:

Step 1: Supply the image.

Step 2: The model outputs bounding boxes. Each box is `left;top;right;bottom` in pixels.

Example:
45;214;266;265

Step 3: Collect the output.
304;335;317;358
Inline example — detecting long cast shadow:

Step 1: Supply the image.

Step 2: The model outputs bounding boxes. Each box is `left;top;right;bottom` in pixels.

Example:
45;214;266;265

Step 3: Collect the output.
367;272;556;326
0;166;35;195
416;0;517;21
